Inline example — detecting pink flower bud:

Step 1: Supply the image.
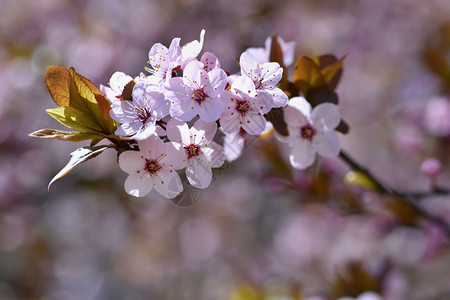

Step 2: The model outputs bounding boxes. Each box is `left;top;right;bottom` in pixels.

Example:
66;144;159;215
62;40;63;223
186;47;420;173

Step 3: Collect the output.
420;158;442;178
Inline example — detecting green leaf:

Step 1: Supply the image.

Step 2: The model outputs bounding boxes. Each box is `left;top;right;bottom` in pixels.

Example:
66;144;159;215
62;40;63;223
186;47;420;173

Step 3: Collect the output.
48;145;109;190
46;106;104;132
28;128;105;142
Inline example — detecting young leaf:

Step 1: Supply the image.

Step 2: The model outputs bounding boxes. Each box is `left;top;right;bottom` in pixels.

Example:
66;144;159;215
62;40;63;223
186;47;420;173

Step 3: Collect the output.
45;66;71;107
292;56;325;95
48;145;110;190
46;106;104;132
28;129;105;142
320;54;347;90
44;66;118;138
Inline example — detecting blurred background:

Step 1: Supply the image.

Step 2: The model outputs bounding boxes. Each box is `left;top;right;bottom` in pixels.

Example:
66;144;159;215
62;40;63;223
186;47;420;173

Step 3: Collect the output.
2;0;450;299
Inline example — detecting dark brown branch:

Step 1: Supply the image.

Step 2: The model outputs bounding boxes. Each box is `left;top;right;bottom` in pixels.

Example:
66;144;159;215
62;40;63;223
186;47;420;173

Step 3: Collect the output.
339;150;450;236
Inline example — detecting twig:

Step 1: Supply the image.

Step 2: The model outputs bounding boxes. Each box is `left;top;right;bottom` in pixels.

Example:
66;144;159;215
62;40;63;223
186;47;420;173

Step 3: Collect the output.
339;150;450;236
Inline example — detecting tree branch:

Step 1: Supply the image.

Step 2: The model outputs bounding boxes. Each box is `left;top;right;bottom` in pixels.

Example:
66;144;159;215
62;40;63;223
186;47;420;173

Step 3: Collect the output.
339;150;450;236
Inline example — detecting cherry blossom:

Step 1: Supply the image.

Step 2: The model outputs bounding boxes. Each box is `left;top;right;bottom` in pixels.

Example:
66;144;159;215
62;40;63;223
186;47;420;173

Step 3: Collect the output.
118;135;185;198
245;35;296;66
280;96;340;169
148;37;182;81
100;71;133;103
220;76;272;135
164;60;228;122
167;118;225;189
147;29;205;81
109;79;170;140
240;51;288;108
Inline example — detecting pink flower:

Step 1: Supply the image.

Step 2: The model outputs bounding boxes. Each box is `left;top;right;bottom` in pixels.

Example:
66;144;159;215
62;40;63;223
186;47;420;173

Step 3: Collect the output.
147;29;205;81
280;97;340;169
245;35;296;66
220;76;272;135
240;51;288;108
118;135;185;198
109;79;170;140
164;60;228;122
167;118;225;189
100;71;133;103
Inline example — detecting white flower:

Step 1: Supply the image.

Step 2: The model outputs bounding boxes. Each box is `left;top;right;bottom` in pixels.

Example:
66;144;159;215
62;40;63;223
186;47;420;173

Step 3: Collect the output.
164;60;228;122
240;51;288;108
109;79;170;140
245;35;296;66
100;71;133;103
118;135;185;198
280;96;340;169
220;76;272;135
167;118;225;189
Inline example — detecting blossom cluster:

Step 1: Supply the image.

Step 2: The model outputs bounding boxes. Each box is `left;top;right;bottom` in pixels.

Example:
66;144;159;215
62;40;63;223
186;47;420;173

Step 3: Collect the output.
100;30;341;198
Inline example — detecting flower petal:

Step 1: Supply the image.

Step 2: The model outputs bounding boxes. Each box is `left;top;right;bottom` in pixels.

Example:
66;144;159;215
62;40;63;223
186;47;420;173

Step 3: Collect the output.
223;130;245;162
198;98;223;122
241;113;266;135
132;123;157;140
202;142;225;167
166;118;191;145
183;60;204;87
311;103;341;131
163;141;187;169
124;174;153;197
260;62;283;88
181;29;205;61
284;98;310;127
289;140;316;169
138;134;164;158
205;67;227;95
154;171;183;198
186;157;213;189
314;131;340;158
201;52;221;72
268;87;289;108
240;51;260;82
192;119;217;144
119;151;144;174
220;112;240;134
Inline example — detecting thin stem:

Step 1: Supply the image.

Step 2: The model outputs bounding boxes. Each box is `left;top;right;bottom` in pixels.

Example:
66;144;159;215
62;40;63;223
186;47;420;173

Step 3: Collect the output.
339;150;450;236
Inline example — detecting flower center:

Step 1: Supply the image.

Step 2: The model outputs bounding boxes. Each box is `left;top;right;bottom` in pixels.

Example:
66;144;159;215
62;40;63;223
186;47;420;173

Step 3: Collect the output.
184;144;201;159
236;100;250;116
300;124;315;141
192;88;208;104
254;78;264;90
144;159;162;174
134;104;153;124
